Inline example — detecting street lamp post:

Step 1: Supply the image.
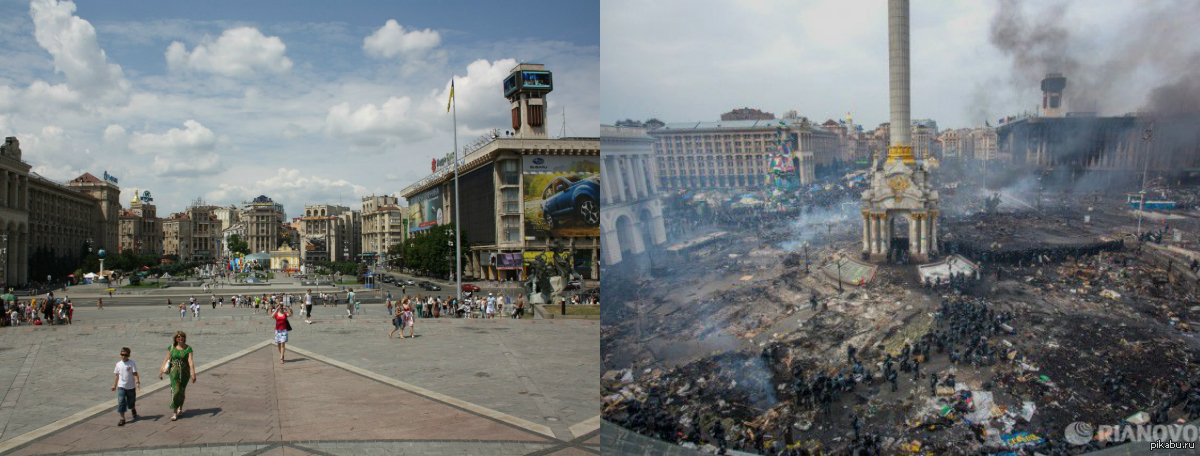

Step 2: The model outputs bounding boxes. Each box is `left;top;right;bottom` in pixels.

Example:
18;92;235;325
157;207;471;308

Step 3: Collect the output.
0;234;8;289
803;241;810;274
836;254;844;293
1136;120;1154;237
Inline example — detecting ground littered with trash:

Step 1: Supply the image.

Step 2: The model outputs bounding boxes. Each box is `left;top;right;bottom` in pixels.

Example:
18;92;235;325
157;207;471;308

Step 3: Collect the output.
603;187;1200;455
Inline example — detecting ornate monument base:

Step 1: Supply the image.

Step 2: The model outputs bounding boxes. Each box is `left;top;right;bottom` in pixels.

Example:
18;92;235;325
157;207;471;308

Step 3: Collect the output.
860;147;939;263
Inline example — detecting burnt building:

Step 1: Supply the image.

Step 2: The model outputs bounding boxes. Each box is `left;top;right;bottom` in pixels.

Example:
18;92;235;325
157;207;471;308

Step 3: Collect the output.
996;114;1200;183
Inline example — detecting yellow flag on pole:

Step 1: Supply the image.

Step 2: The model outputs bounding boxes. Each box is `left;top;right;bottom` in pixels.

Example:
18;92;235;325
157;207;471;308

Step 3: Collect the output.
446;80;454;112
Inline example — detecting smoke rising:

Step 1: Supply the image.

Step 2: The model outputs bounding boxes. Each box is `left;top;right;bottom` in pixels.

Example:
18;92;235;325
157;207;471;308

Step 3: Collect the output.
989;0;1200;116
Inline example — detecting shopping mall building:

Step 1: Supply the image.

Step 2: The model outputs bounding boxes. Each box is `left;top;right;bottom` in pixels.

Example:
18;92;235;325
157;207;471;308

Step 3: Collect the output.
399;64;600;281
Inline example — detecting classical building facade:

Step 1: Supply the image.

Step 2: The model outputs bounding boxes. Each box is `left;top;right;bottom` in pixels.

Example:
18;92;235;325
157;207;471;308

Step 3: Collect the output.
361;196;407;260
241;196;285;255
29;174;106;269
650;118;840;190
600;125;666;267
912;119;940;162
163;203;220;263
212;205;240;232
400;63;600;281
0;138;127;285
0;138;31;285
118;190;163;255
66;172;121;252
297;204;361;264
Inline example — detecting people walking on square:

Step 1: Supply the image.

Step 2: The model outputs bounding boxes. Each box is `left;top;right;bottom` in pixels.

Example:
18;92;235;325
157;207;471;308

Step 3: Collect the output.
389;299;404;339
112;347;140;426
304;289;314;324
346;288;355;319
158;331;195;421
179;301;186;320
191;300;200;319
272;305;292;362
97;298;103;310
400;299;415;338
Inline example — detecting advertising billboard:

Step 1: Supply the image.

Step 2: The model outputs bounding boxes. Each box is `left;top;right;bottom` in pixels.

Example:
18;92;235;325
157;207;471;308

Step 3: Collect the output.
408;187;443;232
523;155;600;237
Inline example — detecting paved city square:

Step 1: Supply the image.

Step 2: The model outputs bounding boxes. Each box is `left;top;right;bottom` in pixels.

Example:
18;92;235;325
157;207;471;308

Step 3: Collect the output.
0;284;599;456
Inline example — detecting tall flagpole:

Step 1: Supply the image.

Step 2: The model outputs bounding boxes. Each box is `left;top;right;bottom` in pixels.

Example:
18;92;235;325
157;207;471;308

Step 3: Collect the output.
452;80;462;306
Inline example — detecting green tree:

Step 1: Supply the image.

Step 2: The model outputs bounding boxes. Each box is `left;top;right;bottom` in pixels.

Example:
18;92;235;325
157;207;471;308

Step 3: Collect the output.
227;234;250;255
401;224;467;278
387;242;405;269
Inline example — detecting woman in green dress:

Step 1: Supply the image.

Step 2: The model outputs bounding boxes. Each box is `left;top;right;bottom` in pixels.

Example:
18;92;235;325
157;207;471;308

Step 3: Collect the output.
157;331;196;421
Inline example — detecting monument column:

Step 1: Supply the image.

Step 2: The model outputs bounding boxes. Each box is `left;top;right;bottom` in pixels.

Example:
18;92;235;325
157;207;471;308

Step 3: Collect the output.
864;212;873;254
908;215;918;256
920;214;929;256
611;157;626;204
922;216;930;256
929;215;937;255
623;156;640;200
875;215;884;255
600;157;614;205
882;216;890;256
873;216;883;254
862;213;870;254
0;172;8;207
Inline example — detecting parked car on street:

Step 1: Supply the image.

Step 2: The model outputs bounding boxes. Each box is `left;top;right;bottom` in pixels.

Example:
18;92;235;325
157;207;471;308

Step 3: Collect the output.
404;279;416;285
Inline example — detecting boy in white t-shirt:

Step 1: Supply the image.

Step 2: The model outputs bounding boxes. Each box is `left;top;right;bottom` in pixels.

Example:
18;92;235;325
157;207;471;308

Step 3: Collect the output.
112;347;140;426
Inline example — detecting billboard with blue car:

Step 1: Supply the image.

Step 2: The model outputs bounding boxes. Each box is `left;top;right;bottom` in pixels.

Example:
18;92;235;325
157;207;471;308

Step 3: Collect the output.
523;155;599;237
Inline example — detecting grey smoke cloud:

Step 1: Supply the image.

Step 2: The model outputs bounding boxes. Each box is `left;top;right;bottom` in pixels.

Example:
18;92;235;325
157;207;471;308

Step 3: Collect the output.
989;0;1200;116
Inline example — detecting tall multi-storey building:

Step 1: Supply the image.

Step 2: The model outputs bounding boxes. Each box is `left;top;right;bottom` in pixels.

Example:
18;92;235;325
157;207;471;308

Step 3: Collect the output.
649;117;840;190
971;127;999;161
28;173;99;265
400;63;600;281
297;204;361;264
912;119;940;162
361;196;407;260
66;171;121;252
163;202;220;263
119;189;163;255
0;138;124;285
241;195;285;255
938;128;965;158
212;205;240;232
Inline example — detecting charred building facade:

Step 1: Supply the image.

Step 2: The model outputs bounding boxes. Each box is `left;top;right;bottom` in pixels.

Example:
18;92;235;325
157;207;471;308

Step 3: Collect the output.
996;115;1200;182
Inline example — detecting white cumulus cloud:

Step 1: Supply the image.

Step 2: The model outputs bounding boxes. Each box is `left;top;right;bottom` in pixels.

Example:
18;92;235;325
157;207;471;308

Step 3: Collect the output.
28;0;131;103
205;168;370;216
129;119;217;155
102;124;126;143
428;58;518;129
363;20;440;60
166;27;293;77
324;96;434;148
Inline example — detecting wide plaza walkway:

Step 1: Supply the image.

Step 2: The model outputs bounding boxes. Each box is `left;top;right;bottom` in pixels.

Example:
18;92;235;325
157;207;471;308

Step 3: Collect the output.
0;301;599;455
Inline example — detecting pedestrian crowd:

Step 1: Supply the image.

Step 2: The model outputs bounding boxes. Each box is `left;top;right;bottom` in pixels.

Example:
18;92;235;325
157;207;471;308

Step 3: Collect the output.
0;291;74;326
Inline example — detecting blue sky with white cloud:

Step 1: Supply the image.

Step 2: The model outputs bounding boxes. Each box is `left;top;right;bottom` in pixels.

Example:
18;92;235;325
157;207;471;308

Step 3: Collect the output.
0;0;599;217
